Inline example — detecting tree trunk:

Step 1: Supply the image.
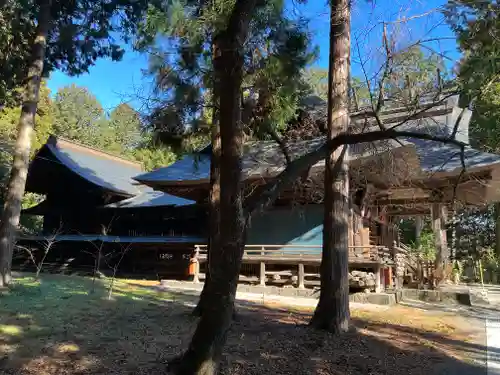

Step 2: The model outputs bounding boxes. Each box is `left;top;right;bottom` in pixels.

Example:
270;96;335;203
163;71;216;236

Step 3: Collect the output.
310;0;351;333
193;109;220;317
171;1;258;373
0;0;51;288
431;203;449;287
415;216;423;249
495;202;500;258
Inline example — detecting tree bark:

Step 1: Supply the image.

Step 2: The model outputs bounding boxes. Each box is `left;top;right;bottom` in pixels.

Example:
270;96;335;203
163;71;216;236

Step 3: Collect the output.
193;108;220;317
310;0;351;333
495;202;500;258
415;216;423;248
431;203;449;286
0;0;51;288
170;1;259;374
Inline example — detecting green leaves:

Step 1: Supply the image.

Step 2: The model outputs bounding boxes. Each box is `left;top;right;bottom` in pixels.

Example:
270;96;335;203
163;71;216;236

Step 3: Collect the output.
136;0;317;146
446;1;500;154
445;0;500;101
52;84;105;143
0;0;151;106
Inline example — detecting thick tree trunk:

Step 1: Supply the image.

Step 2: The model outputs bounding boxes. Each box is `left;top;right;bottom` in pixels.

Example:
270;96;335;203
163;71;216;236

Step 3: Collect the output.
0;0;51;288
310;0;351;333
193;113;220;317
171;1;258;374
495;202;500;258
431;203;450;287
415;216;423;248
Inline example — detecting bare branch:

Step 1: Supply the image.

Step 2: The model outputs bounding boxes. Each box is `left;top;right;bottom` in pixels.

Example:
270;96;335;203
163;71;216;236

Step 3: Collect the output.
375;22;391;125
244;128;465;219
387;92;457;130
382;9;440;24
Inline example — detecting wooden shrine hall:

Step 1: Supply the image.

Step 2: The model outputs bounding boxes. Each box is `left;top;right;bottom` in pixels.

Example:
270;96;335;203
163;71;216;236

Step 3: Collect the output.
16;94;500;289
17;136;205;278
135;94;500;290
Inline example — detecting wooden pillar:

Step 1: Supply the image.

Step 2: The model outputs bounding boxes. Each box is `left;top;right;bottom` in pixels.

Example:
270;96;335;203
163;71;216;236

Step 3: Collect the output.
348;209;353;248
441;205;448;254
259;261;266;286
385;266;393;288
298;263;305;289
375;264;382;293
432;203;449;277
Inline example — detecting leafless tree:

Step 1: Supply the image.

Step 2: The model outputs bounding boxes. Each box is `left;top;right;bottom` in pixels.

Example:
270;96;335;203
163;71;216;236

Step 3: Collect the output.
103;242;132;300
81;217;115;294
15;223;63;279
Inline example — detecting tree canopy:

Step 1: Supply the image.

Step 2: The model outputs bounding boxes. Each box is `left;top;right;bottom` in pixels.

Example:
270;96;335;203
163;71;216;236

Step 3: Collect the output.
0;0;151;106
136;0;317;148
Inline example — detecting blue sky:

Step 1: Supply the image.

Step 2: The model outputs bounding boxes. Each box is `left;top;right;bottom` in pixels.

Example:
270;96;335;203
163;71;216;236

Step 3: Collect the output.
47;0;458;112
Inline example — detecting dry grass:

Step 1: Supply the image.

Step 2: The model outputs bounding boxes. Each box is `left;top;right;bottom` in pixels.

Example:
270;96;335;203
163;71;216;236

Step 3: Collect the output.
0;274;488;375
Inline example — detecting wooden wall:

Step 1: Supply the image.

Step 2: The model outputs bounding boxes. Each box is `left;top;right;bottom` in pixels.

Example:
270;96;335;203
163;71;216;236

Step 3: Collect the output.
246;204;374;250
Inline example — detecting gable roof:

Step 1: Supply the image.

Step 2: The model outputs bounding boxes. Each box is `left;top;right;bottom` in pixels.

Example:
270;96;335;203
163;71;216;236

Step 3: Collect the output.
135;93;500;188
134;136;417;187
25;136;196;209
32;135;147;196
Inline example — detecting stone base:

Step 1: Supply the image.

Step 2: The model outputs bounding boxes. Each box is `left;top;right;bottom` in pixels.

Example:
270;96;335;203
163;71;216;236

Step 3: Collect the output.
350;292;396;305
161;280;397;306
400;288;473;306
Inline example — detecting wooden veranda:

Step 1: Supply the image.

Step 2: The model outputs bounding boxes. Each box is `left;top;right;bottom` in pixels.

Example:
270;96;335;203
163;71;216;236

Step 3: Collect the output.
191;243;395;291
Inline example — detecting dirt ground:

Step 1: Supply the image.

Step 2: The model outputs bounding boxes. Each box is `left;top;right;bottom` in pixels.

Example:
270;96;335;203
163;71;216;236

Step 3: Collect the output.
0;274;490;375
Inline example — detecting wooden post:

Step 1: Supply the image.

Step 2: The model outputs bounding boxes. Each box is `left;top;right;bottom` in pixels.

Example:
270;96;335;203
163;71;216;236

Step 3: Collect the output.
259;261;266;286
440;205;449;255
386;266;393;289
298;263;305;289
375;264;382;293
348;208;354;248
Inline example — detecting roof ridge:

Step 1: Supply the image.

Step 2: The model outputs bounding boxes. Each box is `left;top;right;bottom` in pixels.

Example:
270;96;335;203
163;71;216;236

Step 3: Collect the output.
48;135;144;169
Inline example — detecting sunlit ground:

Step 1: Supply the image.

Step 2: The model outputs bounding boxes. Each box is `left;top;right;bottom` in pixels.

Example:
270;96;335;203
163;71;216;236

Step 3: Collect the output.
0;273;489;375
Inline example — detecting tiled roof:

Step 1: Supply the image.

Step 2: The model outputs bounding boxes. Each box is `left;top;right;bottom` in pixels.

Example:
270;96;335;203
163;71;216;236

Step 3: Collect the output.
136;94;500;186
135;136;408;185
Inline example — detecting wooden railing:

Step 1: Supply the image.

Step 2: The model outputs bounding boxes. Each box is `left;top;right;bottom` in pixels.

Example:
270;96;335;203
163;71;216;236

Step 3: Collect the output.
194;244;390;262
190;244;390;289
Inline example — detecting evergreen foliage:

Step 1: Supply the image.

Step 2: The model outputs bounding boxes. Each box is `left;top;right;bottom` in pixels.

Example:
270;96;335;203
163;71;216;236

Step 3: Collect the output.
136;0;318;146
52;84;105;144
446;0;500;102
0;0;151;106
0;83;179;229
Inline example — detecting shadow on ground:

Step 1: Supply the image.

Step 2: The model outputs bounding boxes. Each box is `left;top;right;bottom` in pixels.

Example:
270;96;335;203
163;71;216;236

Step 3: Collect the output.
0;273;489;375
400;297;500;321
